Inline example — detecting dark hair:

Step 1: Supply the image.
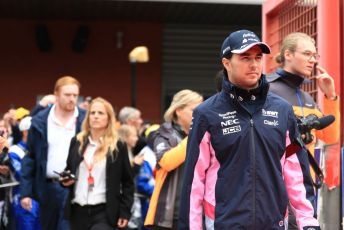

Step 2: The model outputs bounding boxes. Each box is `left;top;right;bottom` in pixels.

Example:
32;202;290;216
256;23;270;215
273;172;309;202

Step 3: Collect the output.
222;53;232;60
214;70;223;92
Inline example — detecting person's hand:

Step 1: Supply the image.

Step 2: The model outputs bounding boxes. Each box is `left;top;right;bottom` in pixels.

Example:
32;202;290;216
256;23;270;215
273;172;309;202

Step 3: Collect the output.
21;197;32;211
78;101;89;110
3;111;16;127
133;153;144;165
0;135;9;152
316;66;337;99
59;170;75;187
61;179;75;187
0;165;9;176
56;170;76;186
39;94;56;107
7;109;17;125
117;218;128;228
0;135;9;177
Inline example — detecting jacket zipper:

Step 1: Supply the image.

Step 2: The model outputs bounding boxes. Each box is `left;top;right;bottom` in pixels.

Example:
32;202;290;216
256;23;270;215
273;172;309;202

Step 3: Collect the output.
232;91;261;228
249;118;256;228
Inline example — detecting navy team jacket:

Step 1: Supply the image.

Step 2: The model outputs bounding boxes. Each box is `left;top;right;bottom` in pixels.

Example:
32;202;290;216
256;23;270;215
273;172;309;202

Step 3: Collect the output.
179;74;320;230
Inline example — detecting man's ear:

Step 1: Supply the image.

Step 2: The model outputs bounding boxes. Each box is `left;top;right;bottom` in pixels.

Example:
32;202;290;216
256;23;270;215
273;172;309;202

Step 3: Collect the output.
175;107;182;118
284;49;293;62
222;58;231;73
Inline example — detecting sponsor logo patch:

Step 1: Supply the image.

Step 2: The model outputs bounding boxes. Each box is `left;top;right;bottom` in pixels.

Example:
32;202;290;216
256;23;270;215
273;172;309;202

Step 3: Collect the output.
262;109;279;118
218;111;237;119
264;120;279;126
221;119;240;127
222;125;241;135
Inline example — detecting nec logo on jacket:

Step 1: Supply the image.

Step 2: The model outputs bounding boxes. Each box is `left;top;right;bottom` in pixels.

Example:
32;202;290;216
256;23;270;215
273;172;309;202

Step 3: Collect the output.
221;119;240;127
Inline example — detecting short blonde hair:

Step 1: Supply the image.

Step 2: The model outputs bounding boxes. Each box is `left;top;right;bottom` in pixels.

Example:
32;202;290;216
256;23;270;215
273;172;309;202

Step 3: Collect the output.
164;89;203;123
54;76;81;93
118;124;137;142
275;32;315;66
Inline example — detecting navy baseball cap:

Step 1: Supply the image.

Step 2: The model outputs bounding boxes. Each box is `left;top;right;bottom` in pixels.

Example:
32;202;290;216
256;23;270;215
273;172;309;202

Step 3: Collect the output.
221;29;271;58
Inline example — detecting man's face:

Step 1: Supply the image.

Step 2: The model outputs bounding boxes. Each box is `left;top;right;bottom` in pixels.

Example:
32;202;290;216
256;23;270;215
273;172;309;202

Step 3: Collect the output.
222;45;263;90
285;39;317;77
55;84;79;112
127;114;143;133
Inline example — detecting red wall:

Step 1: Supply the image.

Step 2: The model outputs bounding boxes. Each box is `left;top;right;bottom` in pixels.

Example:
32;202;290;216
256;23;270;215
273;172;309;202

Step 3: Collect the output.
0;20;162;122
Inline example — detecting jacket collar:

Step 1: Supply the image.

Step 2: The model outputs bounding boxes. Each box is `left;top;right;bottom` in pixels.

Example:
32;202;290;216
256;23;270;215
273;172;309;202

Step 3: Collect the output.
222;70;269;103
31;106;86;138
271;68;311;88
159;122;186;139
30;106;52;137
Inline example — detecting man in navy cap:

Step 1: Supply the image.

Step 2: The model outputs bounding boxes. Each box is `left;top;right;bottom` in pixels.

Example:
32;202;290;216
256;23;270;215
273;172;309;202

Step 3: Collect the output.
179;29;320;229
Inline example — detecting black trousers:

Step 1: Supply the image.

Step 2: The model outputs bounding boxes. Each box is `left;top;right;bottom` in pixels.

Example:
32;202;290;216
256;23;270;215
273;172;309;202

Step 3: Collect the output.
70;203;113;230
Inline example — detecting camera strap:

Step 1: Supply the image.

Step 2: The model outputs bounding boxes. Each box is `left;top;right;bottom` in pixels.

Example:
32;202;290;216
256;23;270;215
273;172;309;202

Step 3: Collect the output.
306;148;324;189
285;143;324;189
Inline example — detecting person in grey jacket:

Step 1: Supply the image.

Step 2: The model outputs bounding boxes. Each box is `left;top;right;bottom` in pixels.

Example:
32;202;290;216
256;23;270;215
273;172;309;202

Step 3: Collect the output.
144;89;203;229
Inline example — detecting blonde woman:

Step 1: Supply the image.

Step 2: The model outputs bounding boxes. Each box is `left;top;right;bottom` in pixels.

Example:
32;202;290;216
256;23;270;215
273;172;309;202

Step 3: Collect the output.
145;89;203;230
62;97;134;230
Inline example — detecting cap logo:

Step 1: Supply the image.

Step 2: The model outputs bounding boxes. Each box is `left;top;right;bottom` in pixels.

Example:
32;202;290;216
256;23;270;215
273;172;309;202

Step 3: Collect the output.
247;38;259;42
222;46;231;55
243;33;256;38
239;44;249;49
242;38;248;43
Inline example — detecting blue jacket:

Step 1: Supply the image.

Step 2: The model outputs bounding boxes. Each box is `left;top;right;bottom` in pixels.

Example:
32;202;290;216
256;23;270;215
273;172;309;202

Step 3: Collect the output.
137;160;155;220
20;106;85;202
9;141;41;230
179;74;320;230
137;161;154;198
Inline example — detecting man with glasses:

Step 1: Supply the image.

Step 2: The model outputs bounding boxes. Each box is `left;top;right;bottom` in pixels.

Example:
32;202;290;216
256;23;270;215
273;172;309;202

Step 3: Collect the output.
268;32;339;229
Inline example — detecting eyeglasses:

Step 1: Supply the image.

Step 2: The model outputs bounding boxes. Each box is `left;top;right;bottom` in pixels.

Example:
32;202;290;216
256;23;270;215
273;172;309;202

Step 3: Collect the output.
296;51;320;61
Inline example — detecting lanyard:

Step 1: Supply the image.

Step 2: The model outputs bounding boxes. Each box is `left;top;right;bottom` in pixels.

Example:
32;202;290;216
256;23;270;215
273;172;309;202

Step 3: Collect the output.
296;87;305;118
83;145;95;187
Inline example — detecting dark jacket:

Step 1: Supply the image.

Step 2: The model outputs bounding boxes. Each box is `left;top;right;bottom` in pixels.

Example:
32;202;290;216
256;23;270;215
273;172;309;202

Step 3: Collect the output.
179;74;319;229
267;68;340;147
20;106;85;202
64;137;134;227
